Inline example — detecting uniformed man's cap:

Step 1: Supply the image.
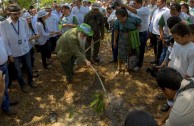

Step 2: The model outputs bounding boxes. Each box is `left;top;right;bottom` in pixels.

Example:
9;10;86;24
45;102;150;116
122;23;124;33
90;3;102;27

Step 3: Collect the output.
77;23;94;36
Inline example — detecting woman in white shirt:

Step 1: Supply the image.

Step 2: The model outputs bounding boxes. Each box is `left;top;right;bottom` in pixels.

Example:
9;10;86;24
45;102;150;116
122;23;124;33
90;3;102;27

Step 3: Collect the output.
59;4;78;33
36;10;56;69
22;12;40;68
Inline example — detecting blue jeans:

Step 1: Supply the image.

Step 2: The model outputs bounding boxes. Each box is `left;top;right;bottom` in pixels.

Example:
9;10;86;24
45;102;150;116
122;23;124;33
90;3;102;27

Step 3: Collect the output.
159;46;167;65
0;63;10;111
14;51;33;87
137;31;148;68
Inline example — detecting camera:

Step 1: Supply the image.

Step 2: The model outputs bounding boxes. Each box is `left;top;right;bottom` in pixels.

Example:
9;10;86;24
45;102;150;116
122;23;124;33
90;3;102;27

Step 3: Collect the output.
111;2;120;9
164;36;174;46
146;66;158;78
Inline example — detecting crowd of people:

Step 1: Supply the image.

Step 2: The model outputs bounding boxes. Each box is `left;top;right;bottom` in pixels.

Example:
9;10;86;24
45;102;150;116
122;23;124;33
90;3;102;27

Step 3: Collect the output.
0;0;194;125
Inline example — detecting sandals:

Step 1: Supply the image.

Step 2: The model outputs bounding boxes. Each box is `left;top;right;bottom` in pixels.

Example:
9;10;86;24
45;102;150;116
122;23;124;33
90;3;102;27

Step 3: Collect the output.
115;68;121;75
124;70;129;76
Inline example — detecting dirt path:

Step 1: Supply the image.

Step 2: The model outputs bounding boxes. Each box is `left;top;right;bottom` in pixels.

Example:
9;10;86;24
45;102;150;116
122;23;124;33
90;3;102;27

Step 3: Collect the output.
0;33;165;126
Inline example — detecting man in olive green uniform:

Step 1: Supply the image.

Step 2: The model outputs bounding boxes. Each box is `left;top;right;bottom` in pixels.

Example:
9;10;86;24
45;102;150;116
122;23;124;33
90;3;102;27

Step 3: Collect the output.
84;3;104;62
56;23;93;83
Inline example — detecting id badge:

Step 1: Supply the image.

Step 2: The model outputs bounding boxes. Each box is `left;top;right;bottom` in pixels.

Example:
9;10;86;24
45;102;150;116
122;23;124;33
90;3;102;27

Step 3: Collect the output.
18;39;22;44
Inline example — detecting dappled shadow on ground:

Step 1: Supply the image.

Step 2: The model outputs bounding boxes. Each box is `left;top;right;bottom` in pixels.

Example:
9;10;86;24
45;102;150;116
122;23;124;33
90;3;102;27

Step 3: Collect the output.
0;33;165;126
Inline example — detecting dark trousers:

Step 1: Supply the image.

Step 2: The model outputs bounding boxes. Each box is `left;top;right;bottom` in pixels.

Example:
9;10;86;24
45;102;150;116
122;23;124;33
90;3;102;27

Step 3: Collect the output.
0;63;10;111
111;29;118;61
137;31;148;68
8;62;16;87
150;33;163;65
60;56;76;81
38;41;51;68
104;17;109;30
85;35;101;60
30;47;35;67
13;51;33;87
49;36;58;52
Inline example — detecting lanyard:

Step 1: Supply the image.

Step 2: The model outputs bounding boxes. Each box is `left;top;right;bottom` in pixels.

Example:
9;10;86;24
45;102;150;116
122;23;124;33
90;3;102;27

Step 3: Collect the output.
11;20;20;36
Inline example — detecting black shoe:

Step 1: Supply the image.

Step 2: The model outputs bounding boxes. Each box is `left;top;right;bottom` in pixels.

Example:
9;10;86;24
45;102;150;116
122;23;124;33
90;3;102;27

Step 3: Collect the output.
9;100;19;106
93;58;100;62
21;85;29;93
29;82;37;88
109;60;117;63
161;103;170;112
150;61;157;64
3;109;17;116
44;65;52;69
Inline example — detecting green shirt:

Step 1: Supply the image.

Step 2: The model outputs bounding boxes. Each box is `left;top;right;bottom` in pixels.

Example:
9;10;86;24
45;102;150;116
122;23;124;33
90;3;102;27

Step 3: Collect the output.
158;12;192;27
56;28;86;64
114;16;141;32
84;11;104;37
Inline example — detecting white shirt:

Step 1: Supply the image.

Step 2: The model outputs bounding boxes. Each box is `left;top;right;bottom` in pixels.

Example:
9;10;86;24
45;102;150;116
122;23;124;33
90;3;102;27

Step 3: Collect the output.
31;15;38;34
150;6;170;35
26;27;36;49
107;10;116;23
108;10;117;28
71;5;89;25
165;79;194;126
52;10;62;21
169;42;194;77
45;13;59;37
131;7;150;32
0;38;8;65
189;6;194;16
60;13;77;33
0;17;30;57
162;12;190;37
147;4;157;15
36;22;50;45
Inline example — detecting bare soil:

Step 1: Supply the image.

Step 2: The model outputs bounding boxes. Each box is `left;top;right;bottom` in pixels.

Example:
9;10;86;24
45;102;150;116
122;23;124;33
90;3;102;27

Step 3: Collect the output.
0;33;165;126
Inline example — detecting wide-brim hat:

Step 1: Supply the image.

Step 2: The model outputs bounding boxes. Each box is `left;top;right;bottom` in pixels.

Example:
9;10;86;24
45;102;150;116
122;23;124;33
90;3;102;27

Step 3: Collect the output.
62;3;71;9
43;5;52;10
37;10;49;18
22;12;32;19
7;4;21;13
77;23;94;36
92;2;100;9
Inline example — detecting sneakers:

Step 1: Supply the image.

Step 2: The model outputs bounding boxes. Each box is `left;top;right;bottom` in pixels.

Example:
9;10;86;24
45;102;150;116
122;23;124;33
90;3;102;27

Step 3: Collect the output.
133;67;140;71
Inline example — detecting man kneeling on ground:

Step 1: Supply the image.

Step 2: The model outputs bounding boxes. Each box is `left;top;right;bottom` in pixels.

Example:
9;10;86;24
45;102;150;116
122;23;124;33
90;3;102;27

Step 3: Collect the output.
56;23;93;83
156;67;194;126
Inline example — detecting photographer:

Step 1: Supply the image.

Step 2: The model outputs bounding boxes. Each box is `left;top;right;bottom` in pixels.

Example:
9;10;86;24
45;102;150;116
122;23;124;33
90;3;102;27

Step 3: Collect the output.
147;16;182;113
147;16;182;78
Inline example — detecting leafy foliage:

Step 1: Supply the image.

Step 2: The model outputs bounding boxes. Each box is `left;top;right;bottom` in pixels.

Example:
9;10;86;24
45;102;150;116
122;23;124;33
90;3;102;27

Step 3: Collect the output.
17;0;33;9
90;93;105;113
